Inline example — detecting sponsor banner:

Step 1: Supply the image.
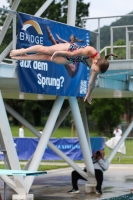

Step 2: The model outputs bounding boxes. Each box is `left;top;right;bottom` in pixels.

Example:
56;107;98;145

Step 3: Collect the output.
17;12;90;97
0;138;104;160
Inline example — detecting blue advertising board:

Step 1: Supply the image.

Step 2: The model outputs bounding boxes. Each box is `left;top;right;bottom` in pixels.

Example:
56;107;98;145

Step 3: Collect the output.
17;12;90;97
0;138;105;161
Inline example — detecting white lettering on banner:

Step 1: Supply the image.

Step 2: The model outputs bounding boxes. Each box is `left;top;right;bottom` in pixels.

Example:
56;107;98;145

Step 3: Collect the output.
19;32;43;45
33;61;48;71
20;60;32;68
37;73;64;89
19;60;48;71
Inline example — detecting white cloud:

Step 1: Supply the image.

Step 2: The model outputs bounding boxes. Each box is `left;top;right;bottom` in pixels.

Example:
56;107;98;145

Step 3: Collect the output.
0;0;9;7
84;0;133;17
83;0;133;31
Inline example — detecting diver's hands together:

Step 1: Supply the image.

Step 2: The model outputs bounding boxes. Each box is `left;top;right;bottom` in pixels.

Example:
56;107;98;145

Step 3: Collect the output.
84;93;92;104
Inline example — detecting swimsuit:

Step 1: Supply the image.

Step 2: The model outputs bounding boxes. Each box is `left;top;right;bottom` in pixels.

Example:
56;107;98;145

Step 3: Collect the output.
64;43;98;67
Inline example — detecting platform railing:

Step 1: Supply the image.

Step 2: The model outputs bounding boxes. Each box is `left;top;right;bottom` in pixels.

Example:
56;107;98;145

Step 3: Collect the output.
81;14;133;59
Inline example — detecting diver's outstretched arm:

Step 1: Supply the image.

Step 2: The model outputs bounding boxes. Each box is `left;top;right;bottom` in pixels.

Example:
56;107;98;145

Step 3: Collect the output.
84;70;98;104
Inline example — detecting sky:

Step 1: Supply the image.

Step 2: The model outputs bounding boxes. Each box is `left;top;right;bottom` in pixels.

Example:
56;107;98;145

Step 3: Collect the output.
0;0;133;30
0;0;133;17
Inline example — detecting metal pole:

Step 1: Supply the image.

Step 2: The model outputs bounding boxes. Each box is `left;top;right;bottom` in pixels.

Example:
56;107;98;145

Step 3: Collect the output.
67;0;77;25
69;97;96;183
110;27;113;60
97;18;100;52
107;121;133;163
24;96;65;192
67;0;95;183
126;27;129;59
80;98;92;155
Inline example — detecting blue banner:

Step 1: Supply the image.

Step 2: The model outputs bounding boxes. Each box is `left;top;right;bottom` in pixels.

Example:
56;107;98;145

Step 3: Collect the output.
0;138;104;161
17;12;90;97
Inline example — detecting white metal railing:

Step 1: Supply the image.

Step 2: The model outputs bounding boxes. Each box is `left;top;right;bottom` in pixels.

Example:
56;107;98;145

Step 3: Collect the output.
100;45;133;58
81;14;133;59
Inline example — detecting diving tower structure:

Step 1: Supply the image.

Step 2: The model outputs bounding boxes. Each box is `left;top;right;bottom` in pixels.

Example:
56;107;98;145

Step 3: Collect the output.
0;0;133;199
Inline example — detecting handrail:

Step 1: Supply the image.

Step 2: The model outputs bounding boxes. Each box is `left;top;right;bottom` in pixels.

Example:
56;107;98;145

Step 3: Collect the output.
0;7;17;14
81;14;133;20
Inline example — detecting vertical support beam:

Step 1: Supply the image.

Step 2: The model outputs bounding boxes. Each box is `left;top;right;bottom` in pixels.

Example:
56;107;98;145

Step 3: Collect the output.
126;27;129;59
80;98;92;154
97;18;100;52
107;121;133;163
69;97;96;183
110;27;113;60
67;0;77;25
67;0;95;183
25;96;65;192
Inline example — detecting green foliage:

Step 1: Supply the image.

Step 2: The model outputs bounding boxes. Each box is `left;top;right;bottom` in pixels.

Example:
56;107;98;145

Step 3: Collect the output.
85;98;125;135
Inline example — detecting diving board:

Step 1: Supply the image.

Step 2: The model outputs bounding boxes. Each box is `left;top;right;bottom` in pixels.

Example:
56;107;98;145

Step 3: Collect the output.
0;169;47;176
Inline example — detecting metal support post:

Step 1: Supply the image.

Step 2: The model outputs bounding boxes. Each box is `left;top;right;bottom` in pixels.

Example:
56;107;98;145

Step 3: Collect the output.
67;0;77;26
68;97;96;183
126;27;129;59
25;96;65;192
107;120;133;163
110;27;113;60
97;18;100;52
80;98;92;154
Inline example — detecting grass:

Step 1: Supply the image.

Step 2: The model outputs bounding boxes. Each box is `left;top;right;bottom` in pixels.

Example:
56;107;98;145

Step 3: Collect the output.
0;164;69;171
10;126;99;138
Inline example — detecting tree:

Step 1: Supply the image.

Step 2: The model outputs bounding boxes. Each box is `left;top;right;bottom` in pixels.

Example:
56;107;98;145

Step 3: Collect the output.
85;98;125;136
